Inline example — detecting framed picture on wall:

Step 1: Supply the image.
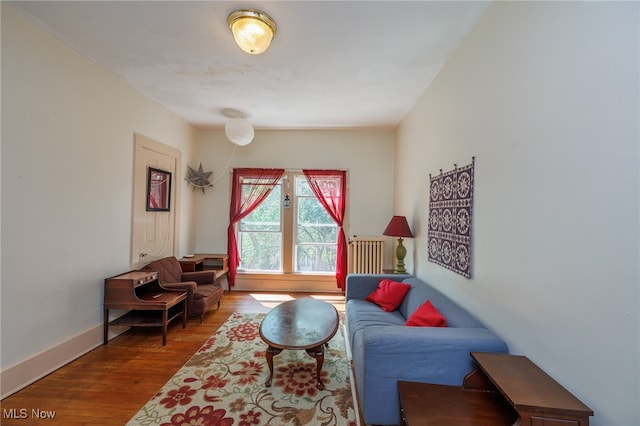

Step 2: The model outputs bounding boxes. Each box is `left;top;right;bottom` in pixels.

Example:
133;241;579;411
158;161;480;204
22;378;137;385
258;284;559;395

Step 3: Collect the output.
146;167;172;211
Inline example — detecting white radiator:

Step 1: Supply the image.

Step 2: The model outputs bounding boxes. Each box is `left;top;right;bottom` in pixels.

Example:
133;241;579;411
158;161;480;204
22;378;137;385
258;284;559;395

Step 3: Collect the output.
348;237;384;274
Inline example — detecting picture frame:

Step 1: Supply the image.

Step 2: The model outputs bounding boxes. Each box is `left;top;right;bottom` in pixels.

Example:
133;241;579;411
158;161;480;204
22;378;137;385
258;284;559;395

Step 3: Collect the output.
146;167;172;211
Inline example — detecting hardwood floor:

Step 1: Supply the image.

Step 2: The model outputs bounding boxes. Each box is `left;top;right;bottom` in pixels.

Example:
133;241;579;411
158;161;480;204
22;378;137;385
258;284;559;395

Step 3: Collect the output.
0;291;348;425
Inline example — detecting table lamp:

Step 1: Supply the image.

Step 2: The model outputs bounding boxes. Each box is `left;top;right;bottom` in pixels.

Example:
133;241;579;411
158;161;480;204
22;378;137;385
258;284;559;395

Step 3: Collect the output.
383;215;414;274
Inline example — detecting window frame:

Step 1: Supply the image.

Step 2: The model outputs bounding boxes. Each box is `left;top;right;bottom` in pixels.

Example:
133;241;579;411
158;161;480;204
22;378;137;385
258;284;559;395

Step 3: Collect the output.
293;174;338;274
236;171;344;276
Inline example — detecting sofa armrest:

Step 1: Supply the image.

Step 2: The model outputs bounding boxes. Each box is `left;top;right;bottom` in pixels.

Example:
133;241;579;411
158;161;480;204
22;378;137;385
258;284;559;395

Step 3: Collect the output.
345;273;411;300
181;270;215;285
160;281;197;307
360;325;508;385
352;325;508;425
160;281;197;293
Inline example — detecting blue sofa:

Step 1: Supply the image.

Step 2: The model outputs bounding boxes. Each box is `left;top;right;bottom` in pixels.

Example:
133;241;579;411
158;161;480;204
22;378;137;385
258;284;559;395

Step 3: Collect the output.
345;274;508;425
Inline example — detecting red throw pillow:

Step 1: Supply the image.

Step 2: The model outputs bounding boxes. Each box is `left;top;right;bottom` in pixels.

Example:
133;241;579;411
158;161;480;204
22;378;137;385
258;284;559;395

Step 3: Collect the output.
365;279;411;312
405;300;447;327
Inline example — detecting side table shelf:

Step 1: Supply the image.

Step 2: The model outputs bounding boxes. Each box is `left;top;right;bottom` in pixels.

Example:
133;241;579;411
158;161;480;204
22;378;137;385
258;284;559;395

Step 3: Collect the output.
104;270;187;346
179;254;228;275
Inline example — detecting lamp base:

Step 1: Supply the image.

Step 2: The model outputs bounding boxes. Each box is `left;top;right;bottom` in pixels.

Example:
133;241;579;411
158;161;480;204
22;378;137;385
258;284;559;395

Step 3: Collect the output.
394;238;407;274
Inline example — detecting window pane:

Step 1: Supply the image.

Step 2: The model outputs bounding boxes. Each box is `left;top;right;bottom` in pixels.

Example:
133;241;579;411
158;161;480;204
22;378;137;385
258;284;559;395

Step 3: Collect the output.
296;244;336;272
240;185;281;232
238;183;282;271
297;197;335;225
294;176;337;273
239;232;282;271
296;196;337;244
297;222;337;243
295;178;314;196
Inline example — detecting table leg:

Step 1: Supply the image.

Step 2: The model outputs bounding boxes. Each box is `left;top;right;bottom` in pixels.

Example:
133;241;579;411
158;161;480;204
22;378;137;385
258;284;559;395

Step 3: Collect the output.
182;298;187;329
103;308;109;345
306;344;326;390
162;309;168;346
264;346;282;387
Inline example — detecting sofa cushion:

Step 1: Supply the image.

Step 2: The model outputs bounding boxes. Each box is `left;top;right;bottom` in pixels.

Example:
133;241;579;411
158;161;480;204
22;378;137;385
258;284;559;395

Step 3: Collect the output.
406;300;447;327
399;278;485;328
345;298;406;362
365;279;411;312
346;299;406;330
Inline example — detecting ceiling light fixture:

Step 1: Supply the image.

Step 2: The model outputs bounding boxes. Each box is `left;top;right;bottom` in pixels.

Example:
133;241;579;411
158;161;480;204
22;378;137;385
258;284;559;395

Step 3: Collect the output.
225;117;254;146
227;9;277;55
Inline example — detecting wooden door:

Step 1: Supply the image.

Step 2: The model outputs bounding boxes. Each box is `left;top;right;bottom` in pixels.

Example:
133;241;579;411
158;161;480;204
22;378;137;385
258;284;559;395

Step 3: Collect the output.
131;134;181;269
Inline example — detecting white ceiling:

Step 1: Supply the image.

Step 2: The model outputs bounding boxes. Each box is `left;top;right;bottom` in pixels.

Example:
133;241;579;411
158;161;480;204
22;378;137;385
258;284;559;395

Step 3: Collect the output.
9;1;490;130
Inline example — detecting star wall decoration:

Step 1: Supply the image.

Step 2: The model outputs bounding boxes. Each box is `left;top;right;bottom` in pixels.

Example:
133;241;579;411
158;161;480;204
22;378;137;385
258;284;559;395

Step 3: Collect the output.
186;163;213;193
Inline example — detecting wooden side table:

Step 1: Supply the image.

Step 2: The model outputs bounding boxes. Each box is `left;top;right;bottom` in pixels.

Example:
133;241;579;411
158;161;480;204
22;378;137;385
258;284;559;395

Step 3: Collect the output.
399;380;517;425
399;352;593;426
104;271;187;346
179;253;228;273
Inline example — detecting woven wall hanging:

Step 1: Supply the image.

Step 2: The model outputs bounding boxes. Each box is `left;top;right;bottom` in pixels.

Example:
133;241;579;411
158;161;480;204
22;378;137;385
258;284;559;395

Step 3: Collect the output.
428;158;475;278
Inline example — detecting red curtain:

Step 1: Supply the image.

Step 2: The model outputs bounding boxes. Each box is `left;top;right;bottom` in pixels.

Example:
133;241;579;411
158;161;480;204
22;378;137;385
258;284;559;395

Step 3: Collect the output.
303;170;347;291
228;168;284;287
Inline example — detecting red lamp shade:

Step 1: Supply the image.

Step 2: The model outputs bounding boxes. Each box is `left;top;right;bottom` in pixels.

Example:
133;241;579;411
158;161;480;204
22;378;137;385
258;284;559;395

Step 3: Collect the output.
383;216;413;238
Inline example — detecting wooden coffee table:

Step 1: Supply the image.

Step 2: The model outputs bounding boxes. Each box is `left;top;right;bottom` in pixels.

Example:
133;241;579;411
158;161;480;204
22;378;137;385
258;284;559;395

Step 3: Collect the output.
259;298;339;390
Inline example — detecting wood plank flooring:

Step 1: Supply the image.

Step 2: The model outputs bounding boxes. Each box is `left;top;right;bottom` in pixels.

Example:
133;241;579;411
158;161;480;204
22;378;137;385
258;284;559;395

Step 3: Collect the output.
0;291;348;425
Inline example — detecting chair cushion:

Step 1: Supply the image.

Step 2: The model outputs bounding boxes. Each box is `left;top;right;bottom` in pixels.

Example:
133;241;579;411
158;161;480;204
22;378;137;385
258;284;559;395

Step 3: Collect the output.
194;283;221;299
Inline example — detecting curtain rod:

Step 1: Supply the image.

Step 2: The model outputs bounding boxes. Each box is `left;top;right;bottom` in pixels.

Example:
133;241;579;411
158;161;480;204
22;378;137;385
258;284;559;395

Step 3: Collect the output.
229;168;349;173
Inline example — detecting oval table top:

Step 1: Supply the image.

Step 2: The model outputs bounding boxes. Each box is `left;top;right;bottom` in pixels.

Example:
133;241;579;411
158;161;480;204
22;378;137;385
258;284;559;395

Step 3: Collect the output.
259;298;339;350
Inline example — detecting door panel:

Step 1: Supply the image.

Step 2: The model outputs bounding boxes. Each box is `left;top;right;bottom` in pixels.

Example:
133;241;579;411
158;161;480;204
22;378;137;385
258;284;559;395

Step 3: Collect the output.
131;134;181;269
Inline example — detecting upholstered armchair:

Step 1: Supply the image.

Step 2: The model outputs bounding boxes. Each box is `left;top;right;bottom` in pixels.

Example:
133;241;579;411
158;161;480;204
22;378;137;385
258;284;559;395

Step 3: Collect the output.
141;256;224;323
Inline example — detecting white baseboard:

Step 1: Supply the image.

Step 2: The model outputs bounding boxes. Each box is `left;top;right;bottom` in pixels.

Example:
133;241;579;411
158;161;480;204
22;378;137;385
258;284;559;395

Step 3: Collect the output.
0;278;341;399
0;323;127;399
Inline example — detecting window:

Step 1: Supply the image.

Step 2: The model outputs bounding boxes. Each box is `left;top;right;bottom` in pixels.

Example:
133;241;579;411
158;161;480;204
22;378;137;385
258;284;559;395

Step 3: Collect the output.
294;175;337;273
238;180;282;272
237;172;339;275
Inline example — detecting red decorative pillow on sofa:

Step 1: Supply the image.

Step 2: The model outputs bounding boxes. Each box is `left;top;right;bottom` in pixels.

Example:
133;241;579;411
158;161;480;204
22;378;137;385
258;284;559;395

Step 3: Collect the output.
405;300;447;327
365;279;411;312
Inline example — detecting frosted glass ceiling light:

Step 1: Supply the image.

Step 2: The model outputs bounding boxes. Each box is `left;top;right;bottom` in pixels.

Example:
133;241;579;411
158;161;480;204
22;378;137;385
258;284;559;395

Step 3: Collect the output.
227;9;277;55
225;118;254;146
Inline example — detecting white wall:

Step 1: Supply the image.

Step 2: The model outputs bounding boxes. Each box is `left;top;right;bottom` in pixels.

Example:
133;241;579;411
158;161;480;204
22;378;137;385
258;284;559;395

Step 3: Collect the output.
0;5;198;396
396;2;639;425
5;2;636;421
194;129;396;286
0;3;395;393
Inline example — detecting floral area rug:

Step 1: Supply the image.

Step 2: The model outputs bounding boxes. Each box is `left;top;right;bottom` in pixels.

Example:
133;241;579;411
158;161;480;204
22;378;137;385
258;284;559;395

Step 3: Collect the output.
127;312;356;426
